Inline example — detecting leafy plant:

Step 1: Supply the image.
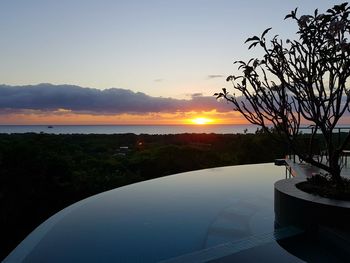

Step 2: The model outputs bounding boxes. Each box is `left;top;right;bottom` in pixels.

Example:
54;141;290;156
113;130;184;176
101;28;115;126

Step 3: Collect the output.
216;3;350;183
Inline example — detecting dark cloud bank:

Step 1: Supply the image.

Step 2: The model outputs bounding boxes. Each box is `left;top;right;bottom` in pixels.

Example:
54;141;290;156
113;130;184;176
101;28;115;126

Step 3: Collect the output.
0;84;231;114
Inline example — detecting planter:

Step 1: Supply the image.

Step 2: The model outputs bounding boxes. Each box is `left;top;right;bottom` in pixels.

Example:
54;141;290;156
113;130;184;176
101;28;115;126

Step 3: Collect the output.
274;177;350;230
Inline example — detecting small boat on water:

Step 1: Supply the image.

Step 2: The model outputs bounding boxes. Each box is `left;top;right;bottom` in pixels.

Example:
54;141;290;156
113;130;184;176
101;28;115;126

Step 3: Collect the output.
47;126;53;128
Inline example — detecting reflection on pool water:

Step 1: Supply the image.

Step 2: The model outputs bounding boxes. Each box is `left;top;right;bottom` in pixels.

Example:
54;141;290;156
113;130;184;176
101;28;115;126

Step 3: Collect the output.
4;164;347;262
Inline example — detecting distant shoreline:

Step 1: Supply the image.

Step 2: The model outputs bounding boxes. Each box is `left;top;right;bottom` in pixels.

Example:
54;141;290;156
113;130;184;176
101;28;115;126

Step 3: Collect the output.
0;124;259;135
1;124;349;135
0;124;249;126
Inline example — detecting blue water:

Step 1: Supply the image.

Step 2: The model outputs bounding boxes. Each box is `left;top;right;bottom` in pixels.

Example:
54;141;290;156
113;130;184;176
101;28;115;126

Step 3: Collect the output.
2;124;350;135
5;164;288;262
0;124;259;134
5;164;345;262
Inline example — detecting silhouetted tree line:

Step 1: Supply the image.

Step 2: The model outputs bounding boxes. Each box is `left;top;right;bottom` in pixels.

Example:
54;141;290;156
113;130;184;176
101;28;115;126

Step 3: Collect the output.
0;132;287;259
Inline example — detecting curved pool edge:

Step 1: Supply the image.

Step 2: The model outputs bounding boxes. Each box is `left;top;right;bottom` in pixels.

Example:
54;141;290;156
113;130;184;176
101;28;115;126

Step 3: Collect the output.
5;163;293;262
3;189;109;262
4;166;248;262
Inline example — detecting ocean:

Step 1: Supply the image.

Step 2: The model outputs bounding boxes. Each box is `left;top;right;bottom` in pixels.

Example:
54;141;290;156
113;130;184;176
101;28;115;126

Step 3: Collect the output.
2;125;349;135
0;124;259;135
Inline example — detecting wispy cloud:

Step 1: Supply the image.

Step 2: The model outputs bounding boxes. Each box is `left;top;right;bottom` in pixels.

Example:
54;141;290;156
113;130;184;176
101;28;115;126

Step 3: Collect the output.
190;93;203;97
0;84;232;115
207;74;224;79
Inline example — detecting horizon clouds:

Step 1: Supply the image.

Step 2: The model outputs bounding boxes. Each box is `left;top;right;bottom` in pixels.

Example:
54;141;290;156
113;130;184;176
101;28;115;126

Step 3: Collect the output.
0;84;231;115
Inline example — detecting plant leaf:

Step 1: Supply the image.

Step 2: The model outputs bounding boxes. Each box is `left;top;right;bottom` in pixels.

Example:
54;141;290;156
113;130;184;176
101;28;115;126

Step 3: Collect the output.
340;2;348;10
245;36;259;43
248;42;258;49
261;27;272;38
284;14;292;20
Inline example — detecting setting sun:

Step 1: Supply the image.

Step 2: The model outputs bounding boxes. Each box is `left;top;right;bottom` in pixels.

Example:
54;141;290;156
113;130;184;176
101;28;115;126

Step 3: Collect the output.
191;117;214;125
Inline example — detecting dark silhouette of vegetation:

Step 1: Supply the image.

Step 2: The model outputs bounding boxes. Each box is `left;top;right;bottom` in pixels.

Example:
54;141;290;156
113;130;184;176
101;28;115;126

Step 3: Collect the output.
0;132;286;260
216;3;350;184
297;174;350;200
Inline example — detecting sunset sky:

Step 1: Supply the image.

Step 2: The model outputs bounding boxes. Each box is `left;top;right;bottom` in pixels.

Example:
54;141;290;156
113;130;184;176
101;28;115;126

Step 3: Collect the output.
0;0;342;124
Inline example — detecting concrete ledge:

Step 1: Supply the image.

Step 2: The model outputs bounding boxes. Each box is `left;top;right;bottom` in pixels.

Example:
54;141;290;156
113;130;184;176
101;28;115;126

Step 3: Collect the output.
274;178;350;230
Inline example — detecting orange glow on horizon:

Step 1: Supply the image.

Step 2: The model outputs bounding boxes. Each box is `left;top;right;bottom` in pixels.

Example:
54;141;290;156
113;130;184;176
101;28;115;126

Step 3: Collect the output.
2;108;350;126
0;110;250;125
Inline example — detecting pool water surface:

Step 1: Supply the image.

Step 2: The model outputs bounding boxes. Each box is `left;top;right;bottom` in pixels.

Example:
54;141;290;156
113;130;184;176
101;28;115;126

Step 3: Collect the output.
4;164;347;262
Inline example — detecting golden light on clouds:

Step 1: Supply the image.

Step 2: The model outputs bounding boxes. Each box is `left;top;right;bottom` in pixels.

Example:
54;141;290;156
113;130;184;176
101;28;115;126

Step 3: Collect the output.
0;109;249;125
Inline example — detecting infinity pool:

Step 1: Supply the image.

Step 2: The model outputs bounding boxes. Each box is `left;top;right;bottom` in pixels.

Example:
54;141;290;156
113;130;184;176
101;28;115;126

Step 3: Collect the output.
4;164;346;262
